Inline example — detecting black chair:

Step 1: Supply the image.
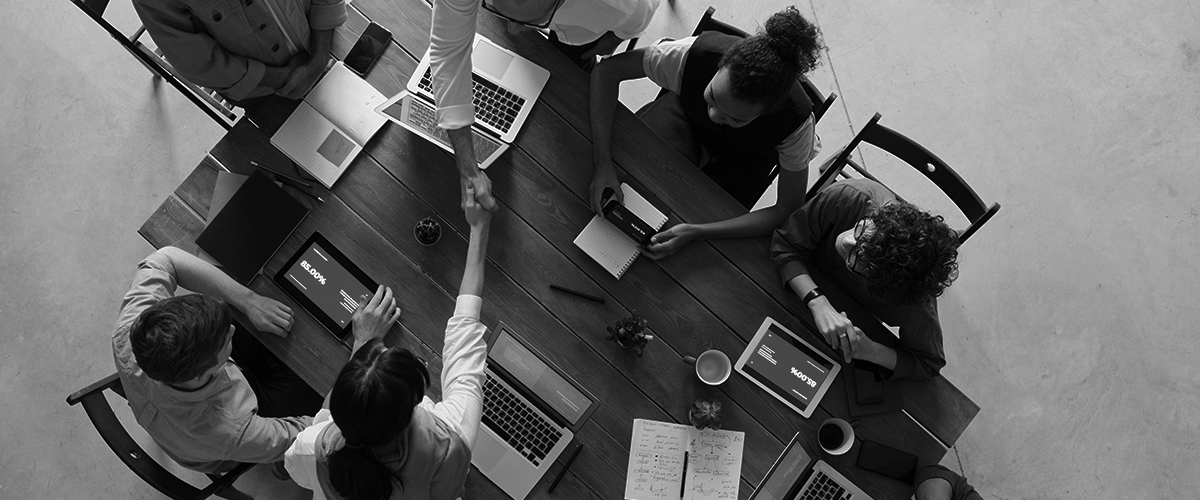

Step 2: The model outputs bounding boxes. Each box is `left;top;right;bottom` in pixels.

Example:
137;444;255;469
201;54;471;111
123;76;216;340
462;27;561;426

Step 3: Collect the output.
66;373;255;500
805;113;1001;246
66;0;239;129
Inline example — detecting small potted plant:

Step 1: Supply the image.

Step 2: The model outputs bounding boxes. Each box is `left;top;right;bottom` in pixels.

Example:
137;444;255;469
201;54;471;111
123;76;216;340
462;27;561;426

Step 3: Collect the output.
689;399;723;430
414;217;441;246
605;313;653;357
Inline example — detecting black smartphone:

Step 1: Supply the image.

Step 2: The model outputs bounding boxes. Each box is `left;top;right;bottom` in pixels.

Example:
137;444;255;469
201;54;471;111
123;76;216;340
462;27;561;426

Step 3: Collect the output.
344;23;391;76
856;440;918;483
854;364;885;404
603;198;654;245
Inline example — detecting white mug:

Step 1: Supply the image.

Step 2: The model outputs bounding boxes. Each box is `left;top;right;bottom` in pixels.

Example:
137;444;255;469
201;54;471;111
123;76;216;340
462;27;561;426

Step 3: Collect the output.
682;349;732;385
818;418;857;456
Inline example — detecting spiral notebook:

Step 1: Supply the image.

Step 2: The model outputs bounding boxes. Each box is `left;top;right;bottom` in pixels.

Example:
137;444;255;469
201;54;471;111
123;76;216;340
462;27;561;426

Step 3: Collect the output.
574;184;668;279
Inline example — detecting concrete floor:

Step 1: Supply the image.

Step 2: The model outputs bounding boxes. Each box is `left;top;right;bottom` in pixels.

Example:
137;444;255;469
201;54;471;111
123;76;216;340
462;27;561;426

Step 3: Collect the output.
2;0;1197;498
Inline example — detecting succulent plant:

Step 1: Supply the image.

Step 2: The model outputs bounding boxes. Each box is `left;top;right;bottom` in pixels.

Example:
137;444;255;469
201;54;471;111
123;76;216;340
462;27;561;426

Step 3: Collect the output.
689;399;723;430
605;313;653;357
414;217;441;245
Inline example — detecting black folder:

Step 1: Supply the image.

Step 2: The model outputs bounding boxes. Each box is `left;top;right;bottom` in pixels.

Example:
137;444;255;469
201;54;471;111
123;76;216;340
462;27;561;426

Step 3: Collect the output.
196;170;309;284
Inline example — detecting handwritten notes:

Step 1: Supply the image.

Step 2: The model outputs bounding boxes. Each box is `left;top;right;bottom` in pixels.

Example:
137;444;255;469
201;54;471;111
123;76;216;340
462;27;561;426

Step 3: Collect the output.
625;419;745;500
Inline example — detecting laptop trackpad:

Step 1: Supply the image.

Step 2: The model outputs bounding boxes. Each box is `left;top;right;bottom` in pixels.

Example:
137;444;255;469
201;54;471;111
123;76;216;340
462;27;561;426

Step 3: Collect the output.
472;41;514;81
473;431;509;471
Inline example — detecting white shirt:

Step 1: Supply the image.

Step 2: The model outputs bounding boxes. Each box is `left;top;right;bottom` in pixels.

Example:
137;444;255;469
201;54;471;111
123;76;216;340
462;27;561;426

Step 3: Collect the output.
430;0;660;129
642;36;821;172
285;295;488;499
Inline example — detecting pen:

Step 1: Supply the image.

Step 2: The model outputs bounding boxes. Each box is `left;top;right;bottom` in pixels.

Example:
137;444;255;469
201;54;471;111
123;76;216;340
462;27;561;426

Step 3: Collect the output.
680;451;688;498
272;173;325;203
251;161;315;189
549;284;605;303
547;442;583;493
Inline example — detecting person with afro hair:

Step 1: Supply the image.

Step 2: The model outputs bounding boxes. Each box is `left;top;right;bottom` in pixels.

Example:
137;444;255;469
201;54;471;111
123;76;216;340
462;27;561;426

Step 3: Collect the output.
589;5;827;260
771;179;960;380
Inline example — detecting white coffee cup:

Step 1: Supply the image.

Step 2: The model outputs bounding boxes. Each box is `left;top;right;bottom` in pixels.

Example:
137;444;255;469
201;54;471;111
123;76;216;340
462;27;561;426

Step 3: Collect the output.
818;418;857;455
683;349;732;385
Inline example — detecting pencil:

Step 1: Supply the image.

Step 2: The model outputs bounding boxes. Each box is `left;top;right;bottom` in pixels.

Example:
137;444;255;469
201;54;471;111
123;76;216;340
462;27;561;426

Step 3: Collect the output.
549;284;605;303
547;442;583;493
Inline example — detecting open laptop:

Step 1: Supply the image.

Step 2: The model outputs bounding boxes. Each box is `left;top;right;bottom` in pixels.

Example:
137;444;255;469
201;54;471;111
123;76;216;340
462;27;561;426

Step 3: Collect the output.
375;34;550;169
750;432;874;500
474;322;598;499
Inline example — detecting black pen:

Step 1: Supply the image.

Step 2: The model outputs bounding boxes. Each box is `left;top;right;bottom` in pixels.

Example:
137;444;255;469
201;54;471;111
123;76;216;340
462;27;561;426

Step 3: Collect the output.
252;161;313;189
680;451;688;498
272;173;325;203
547;442;583;493
549;284;605;303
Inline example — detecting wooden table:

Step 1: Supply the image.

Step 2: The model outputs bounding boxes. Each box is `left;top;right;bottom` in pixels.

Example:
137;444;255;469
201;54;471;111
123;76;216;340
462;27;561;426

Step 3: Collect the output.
139;1;979;498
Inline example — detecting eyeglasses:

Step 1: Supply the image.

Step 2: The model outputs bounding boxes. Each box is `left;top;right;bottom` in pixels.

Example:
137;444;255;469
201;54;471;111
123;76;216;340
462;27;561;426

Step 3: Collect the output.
846;219;870;275
481;0;566;29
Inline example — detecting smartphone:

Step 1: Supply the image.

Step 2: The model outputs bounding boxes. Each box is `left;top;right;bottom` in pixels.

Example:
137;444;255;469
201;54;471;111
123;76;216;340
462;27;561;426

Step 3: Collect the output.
854;363;885;404
856;440;918;483
603;198;654;245
344;23;392;76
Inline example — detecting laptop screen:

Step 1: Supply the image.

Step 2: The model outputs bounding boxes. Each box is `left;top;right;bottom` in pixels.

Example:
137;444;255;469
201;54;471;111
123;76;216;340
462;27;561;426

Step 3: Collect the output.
749;433;814;500
280;239;374;330
741;323;836;412
490;328;593;426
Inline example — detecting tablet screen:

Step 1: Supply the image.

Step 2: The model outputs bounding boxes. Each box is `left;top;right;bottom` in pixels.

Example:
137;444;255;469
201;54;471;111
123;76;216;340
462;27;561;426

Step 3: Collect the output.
278;235;375;335
741;322;836;414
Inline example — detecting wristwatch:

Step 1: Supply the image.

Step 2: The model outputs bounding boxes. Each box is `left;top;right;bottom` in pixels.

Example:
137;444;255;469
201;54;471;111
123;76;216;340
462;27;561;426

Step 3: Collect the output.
801;287;824;306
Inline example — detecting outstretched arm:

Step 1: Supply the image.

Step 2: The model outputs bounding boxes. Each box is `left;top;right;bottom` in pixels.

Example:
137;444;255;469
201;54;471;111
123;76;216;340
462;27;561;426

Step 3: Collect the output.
460;185;492;296
589;49;649;213
152;247;294;336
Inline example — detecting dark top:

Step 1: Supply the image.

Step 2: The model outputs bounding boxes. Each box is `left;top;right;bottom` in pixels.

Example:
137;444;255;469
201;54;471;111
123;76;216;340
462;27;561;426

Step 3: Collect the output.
770;179;947;380
679;31;812;166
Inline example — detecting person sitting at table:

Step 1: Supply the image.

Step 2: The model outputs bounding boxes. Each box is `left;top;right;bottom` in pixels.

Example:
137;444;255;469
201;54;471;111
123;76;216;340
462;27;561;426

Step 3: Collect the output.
112;247;323;474
770;178;960;380
284;186;492;499
915;465;986;500
587;6;825;259
133;0;347;104
430;0;660;213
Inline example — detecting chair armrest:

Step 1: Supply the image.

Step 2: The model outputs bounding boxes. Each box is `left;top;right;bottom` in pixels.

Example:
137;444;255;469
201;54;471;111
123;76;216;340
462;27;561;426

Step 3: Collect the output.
66;373;121;406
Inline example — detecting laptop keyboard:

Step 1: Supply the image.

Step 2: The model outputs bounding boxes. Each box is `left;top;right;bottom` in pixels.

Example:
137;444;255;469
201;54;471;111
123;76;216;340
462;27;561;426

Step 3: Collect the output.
481;372;563;467
405;97;503;164
419;68;524;134
796;469;853;500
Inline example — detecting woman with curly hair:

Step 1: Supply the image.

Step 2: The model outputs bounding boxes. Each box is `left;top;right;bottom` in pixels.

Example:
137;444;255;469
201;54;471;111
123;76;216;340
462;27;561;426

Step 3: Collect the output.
588;6;826;259
771;179;960;380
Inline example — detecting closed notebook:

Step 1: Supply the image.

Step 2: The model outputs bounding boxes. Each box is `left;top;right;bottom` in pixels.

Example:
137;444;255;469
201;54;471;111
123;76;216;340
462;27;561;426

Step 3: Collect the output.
196;170;309;285
573;183;668;279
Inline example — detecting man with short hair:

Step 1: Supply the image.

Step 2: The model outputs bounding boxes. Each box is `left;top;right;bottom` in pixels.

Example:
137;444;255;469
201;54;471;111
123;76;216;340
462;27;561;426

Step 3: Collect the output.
133;0;346;103
112;246;321;473
771;178;961;380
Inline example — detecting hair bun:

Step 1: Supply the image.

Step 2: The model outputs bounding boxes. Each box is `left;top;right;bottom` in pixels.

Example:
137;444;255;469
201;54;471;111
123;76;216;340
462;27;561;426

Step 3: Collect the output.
762;6;824;74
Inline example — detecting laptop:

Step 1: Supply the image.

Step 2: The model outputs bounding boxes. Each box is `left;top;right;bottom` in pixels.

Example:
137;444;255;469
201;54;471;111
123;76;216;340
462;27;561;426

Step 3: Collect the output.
749;432;874;500
375;34;550;169
473;322;598;499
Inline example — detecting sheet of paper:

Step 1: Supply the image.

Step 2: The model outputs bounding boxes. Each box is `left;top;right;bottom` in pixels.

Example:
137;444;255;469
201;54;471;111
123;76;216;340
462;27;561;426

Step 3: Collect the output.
626;419;688;500
684;428;745;500
305;62;388;145
574;215;640;279
270;102;362;188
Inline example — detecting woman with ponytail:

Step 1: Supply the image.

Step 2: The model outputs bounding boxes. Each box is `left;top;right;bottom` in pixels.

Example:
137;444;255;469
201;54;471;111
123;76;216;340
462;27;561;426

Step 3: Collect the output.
285;186;494;499
589;6;826;258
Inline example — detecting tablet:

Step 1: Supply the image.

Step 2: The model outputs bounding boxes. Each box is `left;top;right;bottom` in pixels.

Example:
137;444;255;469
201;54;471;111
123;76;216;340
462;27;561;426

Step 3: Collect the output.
275;232;378;342
735;318;841;418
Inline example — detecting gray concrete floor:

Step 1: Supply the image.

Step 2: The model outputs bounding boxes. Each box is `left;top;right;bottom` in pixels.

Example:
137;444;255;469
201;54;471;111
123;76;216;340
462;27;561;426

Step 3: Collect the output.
2;0;1197;498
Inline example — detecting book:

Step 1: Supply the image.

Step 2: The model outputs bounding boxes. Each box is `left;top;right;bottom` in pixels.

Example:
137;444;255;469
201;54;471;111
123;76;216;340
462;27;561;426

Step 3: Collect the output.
270;62;388;188
195;170;309;285
573;183;668;279
624;419;745;500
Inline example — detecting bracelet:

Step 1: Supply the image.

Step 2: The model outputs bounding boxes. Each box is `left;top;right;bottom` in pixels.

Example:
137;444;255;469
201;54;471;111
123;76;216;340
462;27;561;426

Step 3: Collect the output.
801;288;824;306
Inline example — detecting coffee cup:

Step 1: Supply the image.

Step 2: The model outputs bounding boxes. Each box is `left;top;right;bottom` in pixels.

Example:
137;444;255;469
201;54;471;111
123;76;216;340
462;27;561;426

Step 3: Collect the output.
818;418;858;456
682;349;732;385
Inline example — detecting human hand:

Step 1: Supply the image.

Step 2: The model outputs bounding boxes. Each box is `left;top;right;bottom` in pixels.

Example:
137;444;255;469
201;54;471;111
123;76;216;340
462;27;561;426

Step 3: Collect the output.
641;224;696;260
462;171;498;212
278;55;327;100
589;160;622;213
351;285;401;347
463;184;493;229
506;20;533;35
580;31;625;62
243;293;294;337
812;304;856;359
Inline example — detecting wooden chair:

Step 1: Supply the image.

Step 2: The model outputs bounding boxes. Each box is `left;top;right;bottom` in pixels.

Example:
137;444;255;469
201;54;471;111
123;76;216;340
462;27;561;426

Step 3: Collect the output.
67;0;239;129
805;113;1001;246
66;373;255;500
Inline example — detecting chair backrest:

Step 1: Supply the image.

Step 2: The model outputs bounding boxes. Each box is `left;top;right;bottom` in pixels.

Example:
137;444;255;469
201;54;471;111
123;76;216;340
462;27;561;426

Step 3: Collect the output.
66;373;254;500
805;113;1001;245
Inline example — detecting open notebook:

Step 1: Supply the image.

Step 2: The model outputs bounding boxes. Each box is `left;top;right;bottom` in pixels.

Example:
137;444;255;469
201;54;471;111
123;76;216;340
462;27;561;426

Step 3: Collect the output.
574;184;668;279
270;62;387;188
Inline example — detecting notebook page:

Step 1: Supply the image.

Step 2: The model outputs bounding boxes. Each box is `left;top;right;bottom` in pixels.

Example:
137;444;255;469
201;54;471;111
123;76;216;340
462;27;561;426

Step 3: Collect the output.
625;419;689;500
271;102;362;188
305;62;388;146
684;428;745;500
574;215;639;279
621;183;668;230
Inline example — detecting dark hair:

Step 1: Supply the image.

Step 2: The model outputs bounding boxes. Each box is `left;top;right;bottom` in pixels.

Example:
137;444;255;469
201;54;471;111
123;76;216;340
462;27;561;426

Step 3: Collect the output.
129;294;232;384
719;6;825;106
857;203;960;306
327;339;431;500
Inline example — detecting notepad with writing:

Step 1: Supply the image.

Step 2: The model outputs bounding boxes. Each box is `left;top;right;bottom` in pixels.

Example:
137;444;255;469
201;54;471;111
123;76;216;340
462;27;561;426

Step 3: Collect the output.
624;419;745;500
271;62;388;188
573;183;668;279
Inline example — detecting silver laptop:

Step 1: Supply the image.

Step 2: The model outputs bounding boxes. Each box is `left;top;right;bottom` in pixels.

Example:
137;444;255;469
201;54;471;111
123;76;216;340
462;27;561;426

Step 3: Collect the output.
474;322;598;499
750;432;875;500
375;34;549;169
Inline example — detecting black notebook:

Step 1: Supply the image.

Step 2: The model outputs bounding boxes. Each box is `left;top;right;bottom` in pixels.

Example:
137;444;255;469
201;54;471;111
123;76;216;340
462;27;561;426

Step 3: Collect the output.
196;170;309;284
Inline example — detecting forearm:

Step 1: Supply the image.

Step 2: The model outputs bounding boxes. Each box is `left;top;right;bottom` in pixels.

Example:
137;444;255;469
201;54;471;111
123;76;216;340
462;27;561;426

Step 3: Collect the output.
157;247;255;311
307;29;334;66
689;204;792;241
447;127;480;179
858;343;898;371
589;59;622;174
459;222;491;296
